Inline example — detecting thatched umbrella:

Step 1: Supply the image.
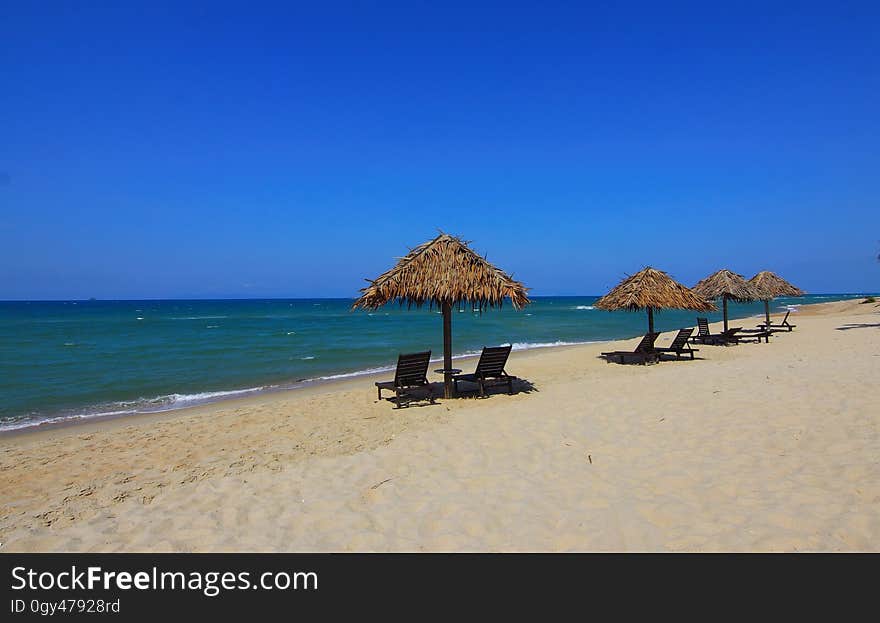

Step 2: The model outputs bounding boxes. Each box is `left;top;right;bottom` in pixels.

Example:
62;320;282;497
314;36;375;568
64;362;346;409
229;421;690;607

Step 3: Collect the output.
594;267;716;334
692;269;760;332
352;233;530;399
749;271;806;326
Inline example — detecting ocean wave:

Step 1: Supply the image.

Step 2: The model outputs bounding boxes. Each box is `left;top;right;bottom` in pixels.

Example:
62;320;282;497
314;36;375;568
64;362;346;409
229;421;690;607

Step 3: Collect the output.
167;388;263;403
170;316;229;320
574;305;594;310
0;387;267;433
315;365;396;381
300;356;315;360
0;411;127;432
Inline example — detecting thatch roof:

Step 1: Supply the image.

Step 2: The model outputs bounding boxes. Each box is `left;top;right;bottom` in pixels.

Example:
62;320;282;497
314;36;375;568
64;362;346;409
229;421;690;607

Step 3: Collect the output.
692;269;759;302
594;267;716;312
352;233;530;310
748;271;806;299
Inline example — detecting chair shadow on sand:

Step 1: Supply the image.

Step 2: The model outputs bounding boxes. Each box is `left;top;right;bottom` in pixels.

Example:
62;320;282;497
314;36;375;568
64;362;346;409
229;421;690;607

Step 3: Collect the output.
595;353;709;365
446;377;538;400
655;353;709;362
384;378;538;408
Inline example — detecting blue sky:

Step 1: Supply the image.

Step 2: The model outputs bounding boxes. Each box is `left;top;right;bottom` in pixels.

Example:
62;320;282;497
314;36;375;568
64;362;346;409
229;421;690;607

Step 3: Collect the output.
1;1;878;299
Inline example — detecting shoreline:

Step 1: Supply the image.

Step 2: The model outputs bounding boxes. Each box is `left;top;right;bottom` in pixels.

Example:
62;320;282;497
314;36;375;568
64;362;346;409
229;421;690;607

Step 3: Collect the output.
0;297;859;438
1;343;600;439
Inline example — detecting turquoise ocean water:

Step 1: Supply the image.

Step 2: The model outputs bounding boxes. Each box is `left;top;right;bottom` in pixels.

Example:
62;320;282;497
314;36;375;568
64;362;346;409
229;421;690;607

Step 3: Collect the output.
0;294;870;431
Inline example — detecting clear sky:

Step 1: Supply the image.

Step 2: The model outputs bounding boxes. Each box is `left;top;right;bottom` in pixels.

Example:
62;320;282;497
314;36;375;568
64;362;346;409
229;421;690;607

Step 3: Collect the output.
1;1;878;299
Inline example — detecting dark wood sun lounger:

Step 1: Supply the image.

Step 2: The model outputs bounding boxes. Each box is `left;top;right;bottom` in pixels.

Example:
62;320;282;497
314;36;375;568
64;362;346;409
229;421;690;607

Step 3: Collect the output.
691;317;712;343
601;332;660;365
452;345;515;397
375;350;434;408
653;328;698;359
757;310;797;332
690;318;743;345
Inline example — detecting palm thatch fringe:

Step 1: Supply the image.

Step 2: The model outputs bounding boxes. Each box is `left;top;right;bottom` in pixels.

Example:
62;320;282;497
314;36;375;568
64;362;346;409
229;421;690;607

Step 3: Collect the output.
352;233;530;310
749;271;806;299
692;269;759;302
595;267;716;312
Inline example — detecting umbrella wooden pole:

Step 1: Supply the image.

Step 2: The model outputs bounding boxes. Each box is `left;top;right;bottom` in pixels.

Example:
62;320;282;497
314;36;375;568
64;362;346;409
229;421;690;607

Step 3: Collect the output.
442;301;453;399
764;300;771;326
647;307;654;334
723;297;729;332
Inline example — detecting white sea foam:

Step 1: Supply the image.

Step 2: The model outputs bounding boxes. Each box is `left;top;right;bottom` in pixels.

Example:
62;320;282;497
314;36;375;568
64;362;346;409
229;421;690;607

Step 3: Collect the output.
0;400;162;432
0;387;268;432
574;305;594;310
315;365;396;381
167;387;263;403
0;411;133;432
300;356;315;360
136;317;144;320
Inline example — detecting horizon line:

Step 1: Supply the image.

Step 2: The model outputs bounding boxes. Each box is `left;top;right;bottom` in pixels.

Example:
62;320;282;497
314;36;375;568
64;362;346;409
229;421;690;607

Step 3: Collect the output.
1;292;875;304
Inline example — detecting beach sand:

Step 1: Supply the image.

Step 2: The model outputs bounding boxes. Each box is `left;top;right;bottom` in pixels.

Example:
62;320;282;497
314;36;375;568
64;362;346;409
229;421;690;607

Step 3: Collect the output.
1;299;878;552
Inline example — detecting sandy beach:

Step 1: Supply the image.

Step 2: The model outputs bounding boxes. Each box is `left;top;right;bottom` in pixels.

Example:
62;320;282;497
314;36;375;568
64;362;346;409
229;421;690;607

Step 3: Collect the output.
1;299;878;552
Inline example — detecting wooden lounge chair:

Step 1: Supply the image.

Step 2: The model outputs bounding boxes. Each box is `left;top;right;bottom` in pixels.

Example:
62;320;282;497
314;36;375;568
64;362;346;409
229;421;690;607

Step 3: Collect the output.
653;328;698;360
601;332;660;365
452;345;515;397
757;310;797;332
375;351;434;408
691;317;712;342
691;318;742;345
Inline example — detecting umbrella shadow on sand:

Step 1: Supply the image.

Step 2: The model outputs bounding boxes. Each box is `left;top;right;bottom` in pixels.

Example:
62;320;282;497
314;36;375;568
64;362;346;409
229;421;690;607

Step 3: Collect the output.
835;323;880;330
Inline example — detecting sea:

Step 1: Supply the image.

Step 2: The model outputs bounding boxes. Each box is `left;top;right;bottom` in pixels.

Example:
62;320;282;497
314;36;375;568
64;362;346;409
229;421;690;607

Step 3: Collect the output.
0;294;870;431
